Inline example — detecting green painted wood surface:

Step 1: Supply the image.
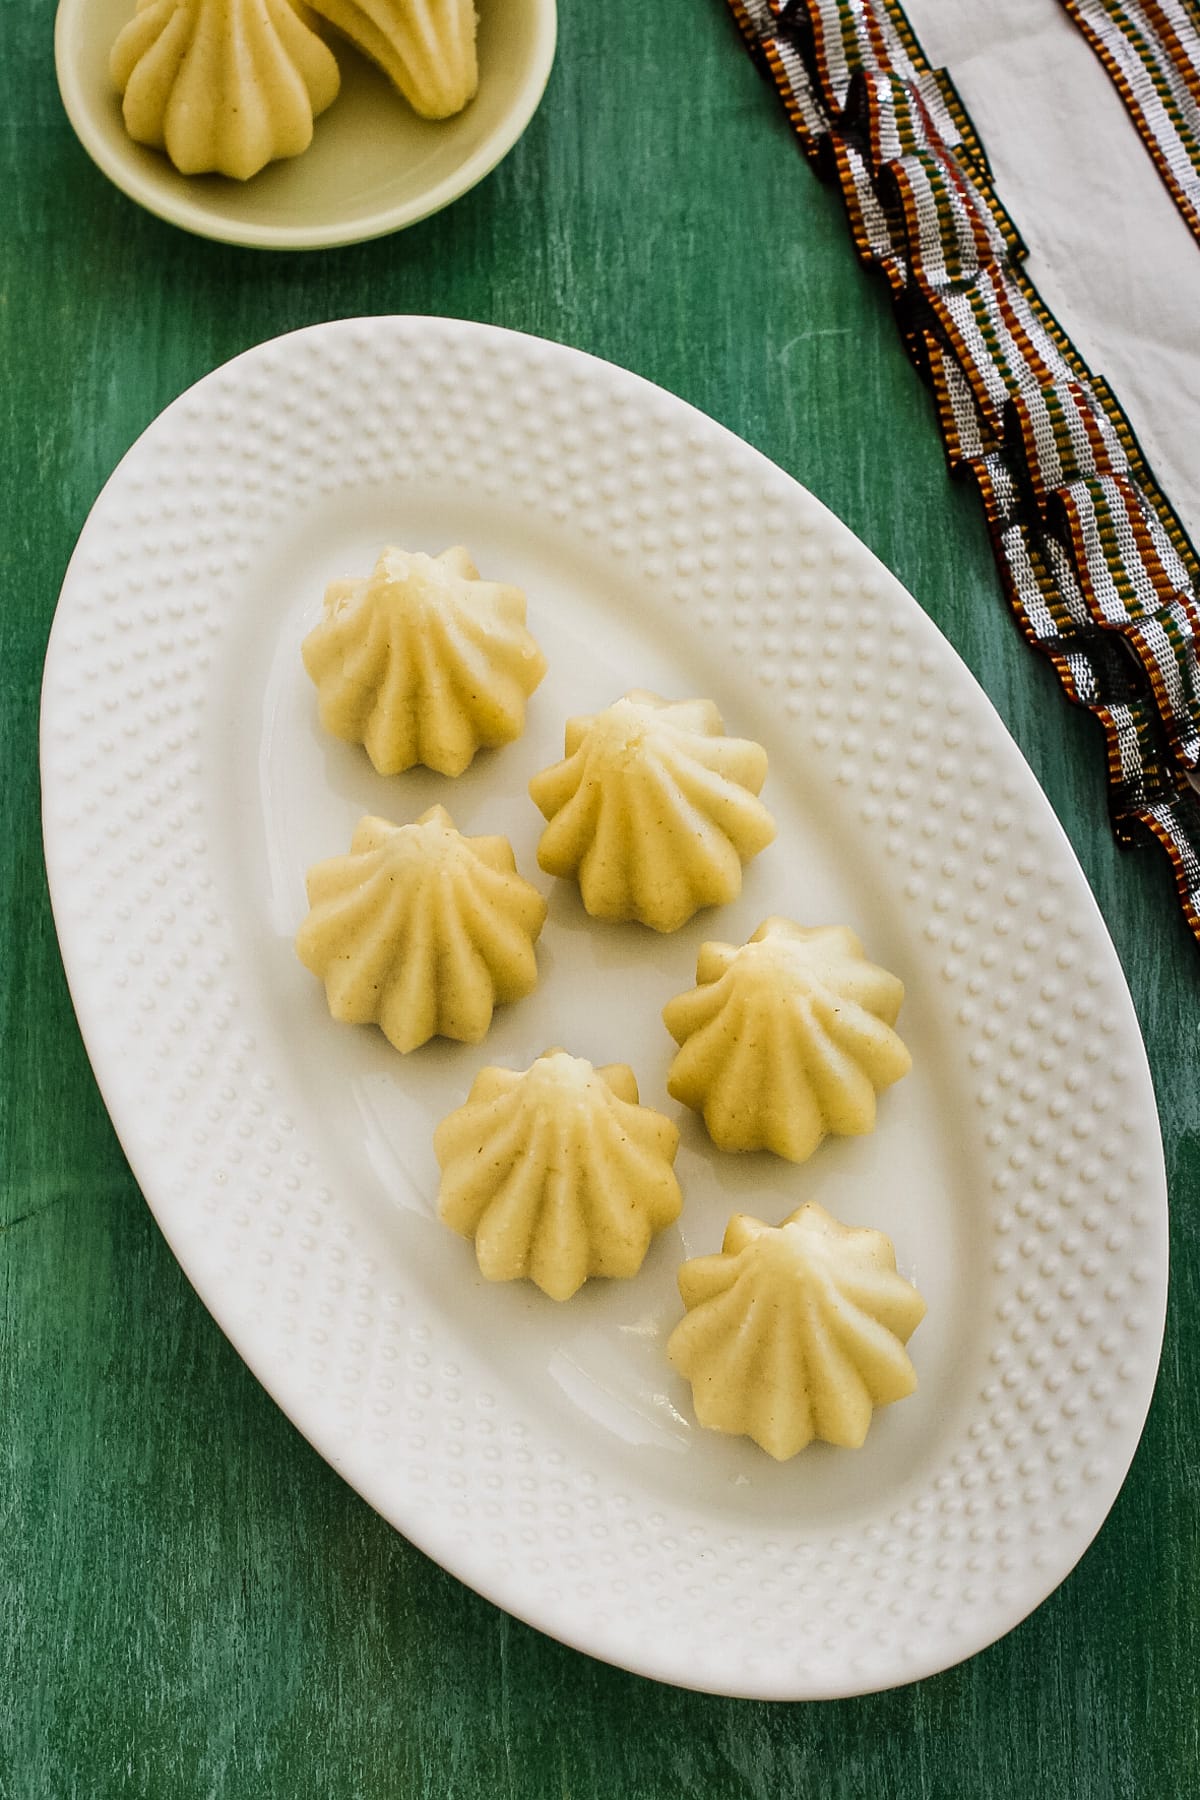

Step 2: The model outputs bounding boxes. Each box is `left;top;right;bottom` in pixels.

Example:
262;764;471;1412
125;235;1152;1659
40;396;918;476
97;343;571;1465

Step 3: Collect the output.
3;2;1199;1794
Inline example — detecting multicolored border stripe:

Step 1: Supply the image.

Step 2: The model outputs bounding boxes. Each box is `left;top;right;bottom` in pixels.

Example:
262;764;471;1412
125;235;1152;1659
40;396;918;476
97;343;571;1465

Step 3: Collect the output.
1061;0;1200;245
726;0;1200;944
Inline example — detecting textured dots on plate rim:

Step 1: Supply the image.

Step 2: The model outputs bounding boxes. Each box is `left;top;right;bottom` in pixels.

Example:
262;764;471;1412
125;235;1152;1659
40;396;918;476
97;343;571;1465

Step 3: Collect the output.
39;318;1166;1702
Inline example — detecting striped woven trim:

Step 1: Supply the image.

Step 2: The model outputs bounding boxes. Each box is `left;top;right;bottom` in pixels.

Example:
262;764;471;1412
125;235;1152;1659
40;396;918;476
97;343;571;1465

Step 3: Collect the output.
726;0;1200;941
1061;0;1200;244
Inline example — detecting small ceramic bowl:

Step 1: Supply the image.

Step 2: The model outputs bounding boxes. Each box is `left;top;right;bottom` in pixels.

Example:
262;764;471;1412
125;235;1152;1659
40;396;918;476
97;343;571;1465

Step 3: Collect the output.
54;0;557;250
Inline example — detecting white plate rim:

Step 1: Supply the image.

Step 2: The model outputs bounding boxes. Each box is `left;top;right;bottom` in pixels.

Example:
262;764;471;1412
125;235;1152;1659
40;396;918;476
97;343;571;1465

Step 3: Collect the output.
40;316;1169;1698
53;0;558;250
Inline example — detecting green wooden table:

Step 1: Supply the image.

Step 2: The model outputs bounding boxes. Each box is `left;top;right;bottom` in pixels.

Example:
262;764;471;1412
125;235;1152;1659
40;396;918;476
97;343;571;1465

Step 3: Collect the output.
4;3;1198;1794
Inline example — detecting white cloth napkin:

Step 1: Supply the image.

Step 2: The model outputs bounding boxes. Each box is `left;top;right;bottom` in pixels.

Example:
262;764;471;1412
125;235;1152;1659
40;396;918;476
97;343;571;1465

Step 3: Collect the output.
905;0;1200;549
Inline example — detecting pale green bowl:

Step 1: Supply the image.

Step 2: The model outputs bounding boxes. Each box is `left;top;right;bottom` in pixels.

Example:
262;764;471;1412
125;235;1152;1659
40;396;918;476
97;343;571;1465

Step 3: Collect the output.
54;0;557;249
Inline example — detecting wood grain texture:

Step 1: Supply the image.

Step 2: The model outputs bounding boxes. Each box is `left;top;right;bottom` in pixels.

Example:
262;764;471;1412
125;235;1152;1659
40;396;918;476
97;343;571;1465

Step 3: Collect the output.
3;1;1198;1795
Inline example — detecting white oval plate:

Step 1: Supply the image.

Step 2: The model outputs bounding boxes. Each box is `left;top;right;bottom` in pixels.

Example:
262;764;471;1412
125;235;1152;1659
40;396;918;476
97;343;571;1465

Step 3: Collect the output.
55;0;556;249
41;318;1168;1699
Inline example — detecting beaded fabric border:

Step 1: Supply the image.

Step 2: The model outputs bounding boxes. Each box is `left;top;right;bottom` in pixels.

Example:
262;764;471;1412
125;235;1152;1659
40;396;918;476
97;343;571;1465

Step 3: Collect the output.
1060;0;1200;246
725;0;1200;944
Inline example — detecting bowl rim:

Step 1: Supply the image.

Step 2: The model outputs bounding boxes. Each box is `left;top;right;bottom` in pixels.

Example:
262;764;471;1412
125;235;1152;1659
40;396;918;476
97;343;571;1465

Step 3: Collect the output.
53;0;559;250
